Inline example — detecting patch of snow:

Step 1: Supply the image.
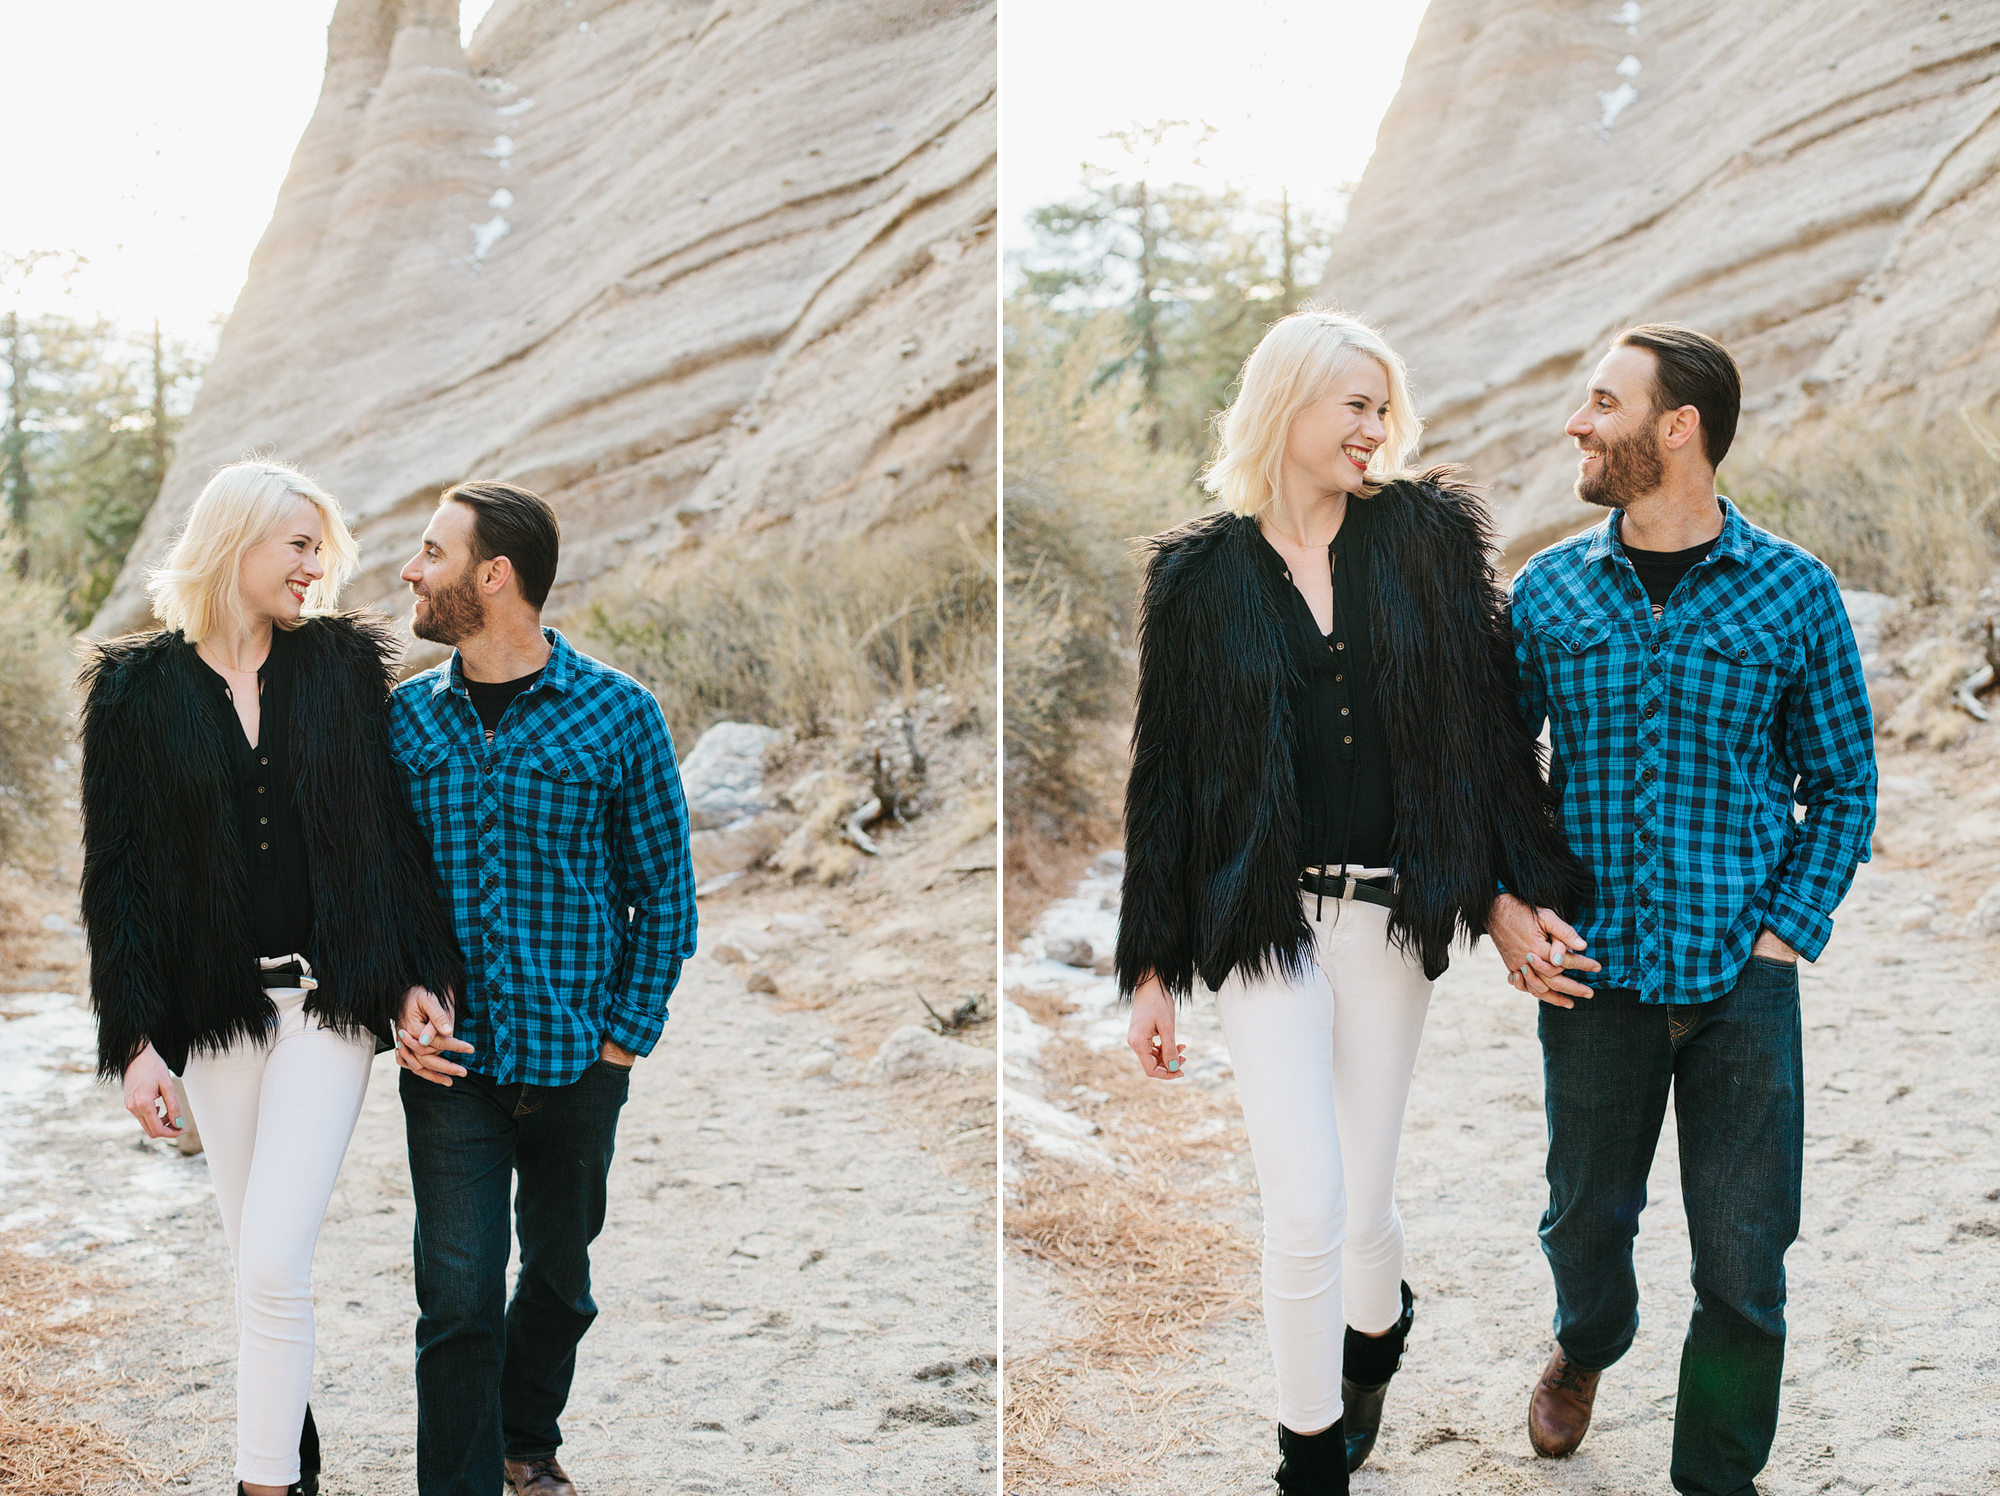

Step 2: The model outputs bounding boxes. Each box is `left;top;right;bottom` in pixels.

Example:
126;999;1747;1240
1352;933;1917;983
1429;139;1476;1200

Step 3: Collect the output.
1597;82;1638;132
1616;53;1642;77
484;135;515;160
1608;1;1642;33
496;98;536;118
488;187;515;210
415;65;466;77
470;216;511;260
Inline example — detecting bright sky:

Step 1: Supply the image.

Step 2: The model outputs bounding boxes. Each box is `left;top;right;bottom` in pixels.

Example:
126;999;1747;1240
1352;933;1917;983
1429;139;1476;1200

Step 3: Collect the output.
1002;0;1431;259
1;1;500;350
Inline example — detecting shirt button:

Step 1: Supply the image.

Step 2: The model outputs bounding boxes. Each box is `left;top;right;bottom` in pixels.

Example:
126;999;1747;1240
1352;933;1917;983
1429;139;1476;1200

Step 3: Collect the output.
1642;702;1656;718
1335;642;1346;651
1335;673;1344;682
1340;706;1350;717
260;757;269;765
257;785;266;794
260;841;269;851
1343;735;1353;745
259;817;268;826
1640;766;1655;784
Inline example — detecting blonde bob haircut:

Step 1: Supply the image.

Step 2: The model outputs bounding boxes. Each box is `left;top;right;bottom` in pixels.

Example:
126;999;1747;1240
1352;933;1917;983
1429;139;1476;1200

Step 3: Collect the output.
1203;306;1424;518
145;460;358;642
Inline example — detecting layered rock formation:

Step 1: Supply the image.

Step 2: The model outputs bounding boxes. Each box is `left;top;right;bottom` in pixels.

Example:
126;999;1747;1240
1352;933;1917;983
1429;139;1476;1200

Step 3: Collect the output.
1319;1;2000;560
98;0;994;635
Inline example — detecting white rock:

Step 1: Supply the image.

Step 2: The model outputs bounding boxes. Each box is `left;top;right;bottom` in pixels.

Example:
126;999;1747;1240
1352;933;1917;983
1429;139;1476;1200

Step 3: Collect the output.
795;1050;837;1078
688;808;798;884
679;723;784;831
1045;936;1094;969
1894;905;1933;933
1967;885;2000;938
862;1025;995;1082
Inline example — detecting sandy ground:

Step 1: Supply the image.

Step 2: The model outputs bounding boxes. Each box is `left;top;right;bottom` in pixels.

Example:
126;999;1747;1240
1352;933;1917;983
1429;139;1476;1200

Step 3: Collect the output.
1004;742;2000;1494
0;763;999;1494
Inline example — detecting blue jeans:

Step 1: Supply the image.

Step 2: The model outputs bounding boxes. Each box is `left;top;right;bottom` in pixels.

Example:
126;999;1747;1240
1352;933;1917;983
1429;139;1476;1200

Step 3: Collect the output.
401;1059;630;1496
1538;956;1804;1496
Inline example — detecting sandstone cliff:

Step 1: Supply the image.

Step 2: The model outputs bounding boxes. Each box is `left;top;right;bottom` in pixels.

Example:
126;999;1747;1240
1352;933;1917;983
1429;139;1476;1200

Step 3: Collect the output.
1318;0;2000;560
97;0;994;636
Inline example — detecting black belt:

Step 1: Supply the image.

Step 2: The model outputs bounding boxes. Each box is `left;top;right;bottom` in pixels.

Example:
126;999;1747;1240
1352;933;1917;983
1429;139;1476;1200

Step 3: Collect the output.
1299;868;1400;912
257;954;318;990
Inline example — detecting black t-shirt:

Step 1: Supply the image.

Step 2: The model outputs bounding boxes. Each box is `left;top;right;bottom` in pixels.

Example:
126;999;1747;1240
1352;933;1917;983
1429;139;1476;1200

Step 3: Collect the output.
196;626;312;958
1255;500;1396;871
464;668;544;740
1621;535;1718;617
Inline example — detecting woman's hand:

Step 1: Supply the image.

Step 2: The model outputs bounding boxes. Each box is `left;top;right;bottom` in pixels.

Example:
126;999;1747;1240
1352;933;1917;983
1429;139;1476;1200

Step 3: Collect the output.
1127;975;1186;1080
396;986;474;1086
122;1044;185;1139
1490;893;1601;1008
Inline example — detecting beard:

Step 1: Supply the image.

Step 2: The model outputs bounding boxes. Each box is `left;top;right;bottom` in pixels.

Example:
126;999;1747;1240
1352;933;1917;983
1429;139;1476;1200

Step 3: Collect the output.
1575;424;1666;509
411;570;485;645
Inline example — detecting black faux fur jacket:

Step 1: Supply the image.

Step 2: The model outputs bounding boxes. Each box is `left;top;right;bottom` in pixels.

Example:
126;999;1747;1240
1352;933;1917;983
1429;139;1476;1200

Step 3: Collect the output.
1116;471;1590;997
77;612;466;1078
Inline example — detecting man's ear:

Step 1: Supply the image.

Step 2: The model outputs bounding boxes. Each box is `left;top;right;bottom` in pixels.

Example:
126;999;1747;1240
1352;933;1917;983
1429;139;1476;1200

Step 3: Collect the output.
480;555;516;598
1660;404;1702;453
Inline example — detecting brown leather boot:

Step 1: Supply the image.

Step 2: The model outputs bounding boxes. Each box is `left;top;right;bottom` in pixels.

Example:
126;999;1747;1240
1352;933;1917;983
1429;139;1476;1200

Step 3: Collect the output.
1528;1348;1601;1458
504;1456;578;1496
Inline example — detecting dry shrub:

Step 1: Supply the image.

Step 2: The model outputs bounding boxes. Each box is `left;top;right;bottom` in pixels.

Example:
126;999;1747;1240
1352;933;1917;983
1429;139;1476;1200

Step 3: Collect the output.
0;1239;142;1495
1727;416;2000;603
0;579;72;867
1004;305;1194;843
586;520;994;753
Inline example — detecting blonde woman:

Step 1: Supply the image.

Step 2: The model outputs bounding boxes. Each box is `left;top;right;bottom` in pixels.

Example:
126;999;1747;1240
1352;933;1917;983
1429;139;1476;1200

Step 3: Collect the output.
1117;309;1591;1492
78;460;464;1496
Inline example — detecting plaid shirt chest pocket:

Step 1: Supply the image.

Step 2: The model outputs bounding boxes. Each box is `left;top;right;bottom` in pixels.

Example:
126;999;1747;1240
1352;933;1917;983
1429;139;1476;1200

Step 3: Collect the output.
1537;615;1629;716
394;737;476;833
503;743;617;842
1682;623;1803;730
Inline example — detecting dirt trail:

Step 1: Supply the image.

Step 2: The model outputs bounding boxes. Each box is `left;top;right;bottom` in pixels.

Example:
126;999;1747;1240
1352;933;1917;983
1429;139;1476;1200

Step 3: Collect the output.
1004;749;2000;1494
0;760;998;1495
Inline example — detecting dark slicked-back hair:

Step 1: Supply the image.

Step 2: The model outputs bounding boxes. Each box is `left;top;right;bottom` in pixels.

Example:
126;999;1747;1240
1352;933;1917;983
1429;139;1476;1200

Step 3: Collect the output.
443;480;560;609
1613;323;1742;469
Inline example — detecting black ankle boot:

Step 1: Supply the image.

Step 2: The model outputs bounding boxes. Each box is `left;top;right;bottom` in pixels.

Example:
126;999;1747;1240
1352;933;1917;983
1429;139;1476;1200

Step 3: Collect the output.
1275;1417;1350;1494
1341;1280;1416;1473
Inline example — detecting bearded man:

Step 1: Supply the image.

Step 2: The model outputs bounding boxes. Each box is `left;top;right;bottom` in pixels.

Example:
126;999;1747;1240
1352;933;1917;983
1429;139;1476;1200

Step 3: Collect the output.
1485;326;1876;1496
387;481;695;1496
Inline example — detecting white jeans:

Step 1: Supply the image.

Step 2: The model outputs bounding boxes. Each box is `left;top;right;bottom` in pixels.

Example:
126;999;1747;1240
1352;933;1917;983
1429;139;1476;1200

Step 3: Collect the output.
1215;895;1435;1433
177;987;376;1486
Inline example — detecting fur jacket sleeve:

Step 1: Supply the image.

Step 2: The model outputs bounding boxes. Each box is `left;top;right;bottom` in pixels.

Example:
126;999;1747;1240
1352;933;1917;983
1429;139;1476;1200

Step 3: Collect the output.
1115;471;1590;998
77;612;466;1077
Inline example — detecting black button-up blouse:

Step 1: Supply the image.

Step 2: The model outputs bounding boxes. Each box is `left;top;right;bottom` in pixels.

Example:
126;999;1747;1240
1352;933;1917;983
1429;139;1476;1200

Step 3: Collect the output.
1254;498;1397;871
195;625;313;958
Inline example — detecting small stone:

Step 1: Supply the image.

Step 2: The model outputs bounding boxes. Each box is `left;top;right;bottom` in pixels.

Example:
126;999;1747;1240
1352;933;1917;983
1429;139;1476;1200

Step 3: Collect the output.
745;966;778;994
1894;905;1933;933
795;1050;836;1078
863;1025;994;1082
1092;954;1115;977
1045;937;1093;968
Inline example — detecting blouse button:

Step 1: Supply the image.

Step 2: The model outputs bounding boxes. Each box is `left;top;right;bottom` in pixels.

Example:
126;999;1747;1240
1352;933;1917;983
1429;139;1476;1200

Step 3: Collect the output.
1335;673;1344;682
259;842;269;851
1340;706;1350;716
1335;641;1346;651
260;757;269;765
257;785;266;794
1343;735;1353;745
259;817;268;826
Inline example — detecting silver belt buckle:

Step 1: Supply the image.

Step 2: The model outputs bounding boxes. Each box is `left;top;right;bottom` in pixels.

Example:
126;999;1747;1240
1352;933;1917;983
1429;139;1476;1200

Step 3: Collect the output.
1342;876;1357;901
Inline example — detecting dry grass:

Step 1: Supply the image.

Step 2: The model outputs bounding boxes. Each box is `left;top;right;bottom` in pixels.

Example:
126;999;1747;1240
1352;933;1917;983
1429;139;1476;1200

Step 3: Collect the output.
0;1238;145;1495
0;578;73;869
1004;1031;1260;1489
586;521;994;754
1727;416;2000;604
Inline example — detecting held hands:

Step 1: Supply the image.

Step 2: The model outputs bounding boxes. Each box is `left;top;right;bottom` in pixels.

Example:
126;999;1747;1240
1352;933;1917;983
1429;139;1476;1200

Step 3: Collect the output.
395;986;474;1086
122;1044;184;1139
1490;893;1601;1009
1127;975;1186;1081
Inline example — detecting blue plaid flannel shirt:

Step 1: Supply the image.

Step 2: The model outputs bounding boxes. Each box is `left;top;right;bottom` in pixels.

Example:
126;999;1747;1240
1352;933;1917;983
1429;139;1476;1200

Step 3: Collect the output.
390;628;697;1084
1511;497;1876;1004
